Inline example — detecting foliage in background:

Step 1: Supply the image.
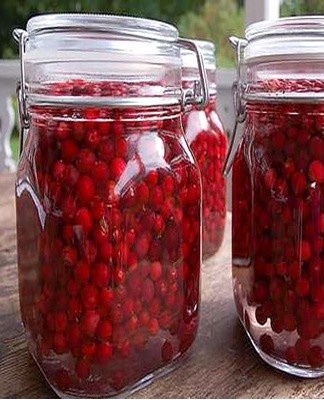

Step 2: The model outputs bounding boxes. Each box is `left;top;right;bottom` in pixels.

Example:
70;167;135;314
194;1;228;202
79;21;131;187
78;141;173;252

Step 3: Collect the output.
0;0;242;67
281;0;324;16
178;0;244;68
0;0;201;58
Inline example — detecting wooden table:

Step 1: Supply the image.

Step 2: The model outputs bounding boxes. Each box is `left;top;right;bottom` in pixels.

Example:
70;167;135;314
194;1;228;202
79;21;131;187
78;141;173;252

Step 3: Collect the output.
1;172;324;399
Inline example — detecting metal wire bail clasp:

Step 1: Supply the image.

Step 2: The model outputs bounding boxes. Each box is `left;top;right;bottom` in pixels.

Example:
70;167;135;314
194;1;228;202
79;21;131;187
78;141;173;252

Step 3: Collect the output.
222;36;247;177
13;28;29;156
179;38;209;110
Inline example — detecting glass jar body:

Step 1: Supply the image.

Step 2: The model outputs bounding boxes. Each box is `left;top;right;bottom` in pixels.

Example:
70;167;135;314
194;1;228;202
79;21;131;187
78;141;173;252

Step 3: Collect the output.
16;81;201;397
182;97;227;259
232;97;324;377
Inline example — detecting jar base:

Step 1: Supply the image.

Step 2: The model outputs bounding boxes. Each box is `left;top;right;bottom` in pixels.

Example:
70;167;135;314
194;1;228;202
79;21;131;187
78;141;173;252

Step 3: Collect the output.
31;347;192;398
242;321;324;378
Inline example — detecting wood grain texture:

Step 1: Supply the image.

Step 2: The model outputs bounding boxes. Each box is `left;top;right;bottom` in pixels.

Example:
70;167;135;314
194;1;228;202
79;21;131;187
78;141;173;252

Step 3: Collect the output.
1;172;324;398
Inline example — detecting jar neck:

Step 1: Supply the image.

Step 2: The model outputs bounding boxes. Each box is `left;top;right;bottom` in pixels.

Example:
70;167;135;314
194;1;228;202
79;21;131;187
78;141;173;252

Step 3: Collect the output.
30;103;182;124
24;15;183;108
243;60;324;103
27;79;183;110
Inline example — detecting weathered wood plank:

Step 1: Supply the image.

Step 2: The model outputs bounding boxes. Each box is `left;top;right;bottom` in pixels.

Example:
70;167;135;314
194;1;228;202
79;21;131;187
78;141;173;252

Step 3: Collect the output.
2;172;324;399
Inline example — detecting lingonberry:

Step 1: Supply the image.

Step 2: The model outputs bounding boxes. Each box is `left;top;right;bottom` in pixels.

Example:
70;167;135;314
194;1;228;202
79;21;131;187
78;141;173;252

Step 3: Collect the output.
84;129;100;149
76;176;95;204
145;170;159;187
55;122;70;141
92;161;109;182
97;320;113;340
91;263;110;287
75;207;93;234
61;139;79;162
81;284;99;310
110;158;126;180
308;160;324;184
80;311;100;338
115;137;128;158
54;311;68;333
77;149;96;174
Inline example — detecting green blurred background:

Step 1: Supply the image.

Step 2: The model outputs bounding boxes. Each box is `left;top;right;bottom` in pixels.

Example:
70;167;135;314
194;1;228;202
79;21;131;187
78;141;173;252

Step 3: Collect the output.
2;0;323;67
1;0;323;160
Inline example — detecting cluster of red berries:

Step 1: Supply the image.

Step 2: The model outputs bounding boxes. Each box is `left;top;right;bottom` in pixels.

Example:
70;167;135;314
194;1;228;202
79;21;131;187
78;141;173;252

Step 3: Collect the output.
16;80;201;396
182;98;227;259
233;79;324;371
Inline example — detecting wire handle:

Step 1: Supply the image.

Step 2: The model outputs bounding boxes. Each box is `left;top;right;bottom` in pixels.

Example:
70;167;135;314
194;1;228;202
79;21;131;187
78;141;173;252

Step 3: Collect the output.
222;36;247;177
179;38;209;110
13;28;29;157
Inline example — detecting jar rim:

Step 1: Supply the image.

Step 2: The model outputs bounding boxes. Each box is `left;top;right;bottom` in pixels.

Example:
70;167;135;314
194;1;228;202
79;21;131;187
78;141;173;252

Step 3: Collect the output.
246;15;324;41
26;13;179;42
181;39;216;70
244;16;324;63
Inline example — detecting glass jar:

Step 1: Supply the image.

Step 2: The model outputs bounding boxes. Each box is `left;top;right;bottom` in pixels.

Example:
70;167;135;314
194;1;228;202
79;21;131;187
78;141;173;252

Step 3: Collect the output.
229;17;324;377
14;14;207;397
181;40;227;259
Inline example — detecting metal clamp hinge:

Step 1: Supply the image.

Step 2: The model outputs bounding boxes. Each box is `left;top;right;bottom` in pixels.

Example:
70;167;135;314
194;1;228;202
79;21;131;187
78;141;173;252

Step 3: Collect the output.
179;38;209;110
222;36;247;177
13;28;30;156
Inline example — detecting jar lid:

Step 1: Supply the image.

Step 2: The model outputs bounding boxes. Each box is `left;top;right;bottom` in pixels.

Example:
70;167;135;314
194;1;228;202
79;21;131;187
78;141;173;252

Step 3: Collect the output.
244;16;324;62
27;13;178;42
181;39;216;71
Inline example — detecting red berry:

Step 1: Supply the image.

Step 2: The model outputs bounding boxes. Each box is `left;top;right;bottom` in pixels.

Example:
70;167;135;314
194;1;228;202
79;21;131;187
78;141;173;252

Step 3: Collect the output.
91;263;110;287
81;284;98;310
54;311;68;333
61;139;78;162
80;311;100;338
76;176;95;204
96;342;113;364
308;160;324;184
150;261;162;281
110;158;126;180
97;319;113;340
85;129;100;149
62;246;77;267
75;207;93;234
115;137;128;158
301;241;311;261
53;333;67;354
135;233;151;258
55;122;70;141
77;149;96;174
146;170;159;187
148;318;159;335
74;261;90;283
92;161;109;182
285;346;298;364
259;333;274;355
296;278;310;297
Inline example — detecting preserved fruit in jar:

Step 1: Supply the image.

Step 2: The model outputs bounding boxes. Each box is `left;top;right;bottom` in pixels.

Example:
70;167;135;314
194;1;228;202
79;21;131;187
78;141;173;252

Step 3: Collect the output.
181;40;227;259
14;14;206;397
230;17;324;377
